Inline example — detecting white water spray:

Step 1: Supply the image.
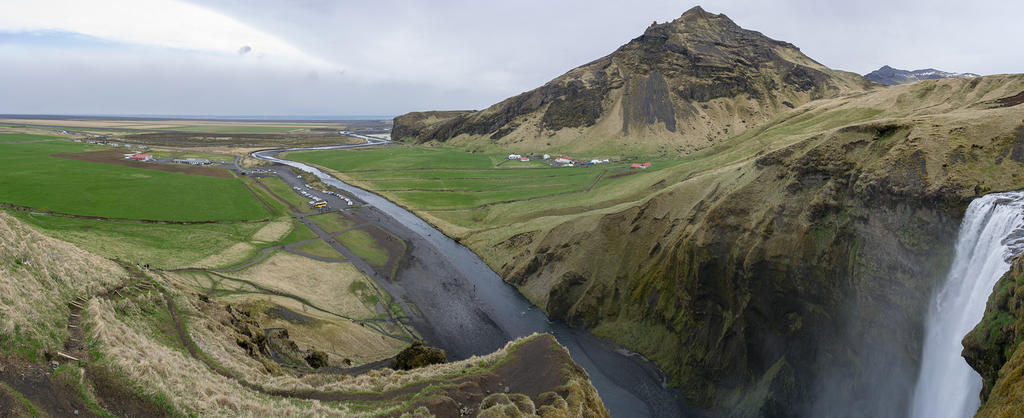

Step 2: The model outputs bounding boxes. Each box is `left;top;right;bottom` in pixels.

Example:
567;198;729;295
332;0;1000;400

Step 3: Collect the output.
910;190;1024;418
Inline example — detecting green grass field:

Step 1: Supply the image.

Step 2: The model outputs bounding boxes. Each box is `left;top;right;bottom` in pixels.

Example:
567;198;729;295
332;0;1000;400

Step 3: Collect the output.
279;219;317;244
288;146;618;210
307;212;358;233
293;239;345;259
285;145;681;231
0;134;270;221
335;229;388;267
12;212;268;268
257;175;308;209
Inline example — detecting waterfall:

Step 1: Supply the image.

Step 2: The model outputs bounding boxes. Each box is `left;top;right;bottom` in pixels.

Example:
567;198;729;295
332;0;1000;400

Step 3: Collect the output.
910;190;1024;418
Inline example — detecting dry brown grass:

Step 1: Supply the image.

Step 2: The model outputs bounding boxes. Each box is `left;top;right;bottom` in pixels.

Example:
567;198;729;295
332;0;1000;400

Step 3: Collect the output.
226;252;376;318
86;297;359;417
0;212;124;359
250;219;292;243
192;242;257;269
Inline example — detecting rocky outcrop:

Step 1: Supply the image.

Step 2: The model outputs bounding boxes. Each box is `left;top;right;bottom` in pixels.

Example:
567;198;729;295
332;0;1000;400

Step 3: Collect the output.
963;254;1024;416
393;6;871;155
393;341;447;370
214;302;330;372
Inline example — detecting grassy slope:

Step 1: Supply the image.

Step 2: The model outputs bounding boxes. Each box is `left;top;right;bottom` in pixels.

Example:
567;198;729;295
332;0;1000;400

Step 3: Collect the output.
0;212;124;361
0;135;269;221
0;196;607;416
12;213;268;269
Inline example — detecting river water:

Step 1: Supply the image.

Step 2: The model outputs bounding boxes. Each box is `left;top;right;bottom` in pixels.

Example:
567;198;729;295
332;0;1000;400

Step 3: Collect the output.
253;144;686;417
910;190;1024;418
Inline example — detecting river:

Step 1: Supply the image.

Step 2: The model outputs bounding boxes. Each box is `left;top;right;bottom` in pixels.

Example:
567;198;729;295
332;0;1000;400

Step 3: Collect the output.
252;142;687;417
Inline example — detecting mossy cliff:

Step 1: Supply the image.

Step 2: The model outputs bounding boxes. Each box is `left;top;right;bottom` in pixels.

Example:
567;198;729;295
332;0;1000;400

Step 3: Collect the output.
393;6;870;156
963;253;1024;417
465;75;1024;416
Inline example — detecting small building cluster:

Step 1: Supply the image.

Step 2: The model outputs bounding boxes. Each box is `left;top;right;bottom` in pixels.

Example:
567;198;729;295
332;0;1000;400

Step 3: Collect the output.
125;153;153;161
173;158;212;165
507;153;623;168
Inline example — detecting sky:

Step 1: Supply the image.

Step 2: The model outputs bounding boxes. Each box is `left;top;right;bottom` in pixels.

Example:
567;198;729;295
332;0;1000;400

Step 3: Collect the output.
0;0;1021;117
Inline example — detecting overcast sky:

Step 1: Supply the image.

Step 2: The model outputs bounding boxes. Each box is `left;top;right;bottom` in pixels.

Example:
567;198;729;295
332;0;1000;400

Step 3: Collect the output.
0;0;1020;117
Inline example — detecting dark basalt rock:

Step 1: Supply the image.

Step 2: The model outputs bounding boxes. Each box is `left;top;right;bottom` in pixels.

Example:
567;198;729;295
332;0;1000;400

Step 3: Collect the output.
393;341;447;370
304;349;329;369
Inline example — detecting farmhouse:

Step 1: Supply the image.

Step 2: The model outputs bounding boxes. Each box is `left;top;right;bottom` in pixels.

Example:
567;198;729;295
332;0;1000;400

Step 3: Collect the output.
508;154;522;160
519;157;530;162
630;162;652;169
129;153;153;161
554;157;572;164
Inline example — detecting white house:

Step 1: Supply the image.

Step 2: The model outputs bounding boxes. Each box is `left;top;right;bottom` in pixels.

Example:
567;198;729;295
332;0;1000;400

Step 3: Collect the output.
555;157;572;164
508;154;522;160
543;154;551;159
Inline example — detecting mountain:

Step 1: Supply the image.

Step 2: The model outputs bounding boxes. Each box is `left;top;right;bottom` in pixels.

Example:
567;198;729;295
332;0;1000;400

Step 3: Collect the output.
393;6;871;156
864;65;981;85
455;74;1024;415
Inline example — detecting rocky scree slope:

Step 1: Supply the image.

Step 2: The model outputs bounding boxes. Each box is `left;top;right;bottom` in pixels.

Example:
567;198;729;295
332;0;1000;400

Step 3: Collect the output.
459;75;1024;416
393;6;871;156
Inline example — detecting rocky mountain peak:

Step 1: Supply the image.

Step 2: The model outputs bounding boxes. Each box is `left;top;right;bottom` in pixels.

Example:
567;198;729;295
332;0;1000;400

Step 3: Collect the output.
393;7;871;155
680;5;730;22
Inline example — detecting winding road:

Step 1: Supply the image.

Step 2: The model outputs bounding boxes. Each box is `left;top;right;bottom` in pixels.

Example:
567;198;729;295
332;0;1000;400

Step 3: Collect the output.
252;136;687;417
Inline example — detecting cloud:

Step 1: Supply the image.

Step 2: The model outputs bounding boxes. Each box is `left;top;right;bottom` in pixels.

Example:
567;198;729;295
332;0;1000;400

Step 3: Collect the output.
0;0;329;67
0;0;1021;116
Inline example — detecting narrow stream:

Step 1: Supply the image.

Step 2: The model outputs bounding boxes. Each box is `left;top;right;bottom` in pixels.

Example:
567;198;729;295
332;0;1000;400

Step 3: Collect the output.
253;144;686;417
910;190;1024;418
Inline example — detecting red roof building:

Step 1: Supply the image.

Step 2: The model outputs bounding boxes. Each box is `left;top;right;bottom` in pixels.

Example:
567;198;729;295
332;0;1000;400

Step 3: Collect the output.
631;162;652;168
130;153;153;161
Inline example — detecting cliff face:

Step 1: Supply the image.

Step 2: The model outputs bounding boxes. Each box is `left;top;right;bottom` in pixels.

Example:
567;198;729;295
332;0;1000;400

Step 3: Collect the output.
963;254;1024;416
393;6;871;156
467;75;1024;415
